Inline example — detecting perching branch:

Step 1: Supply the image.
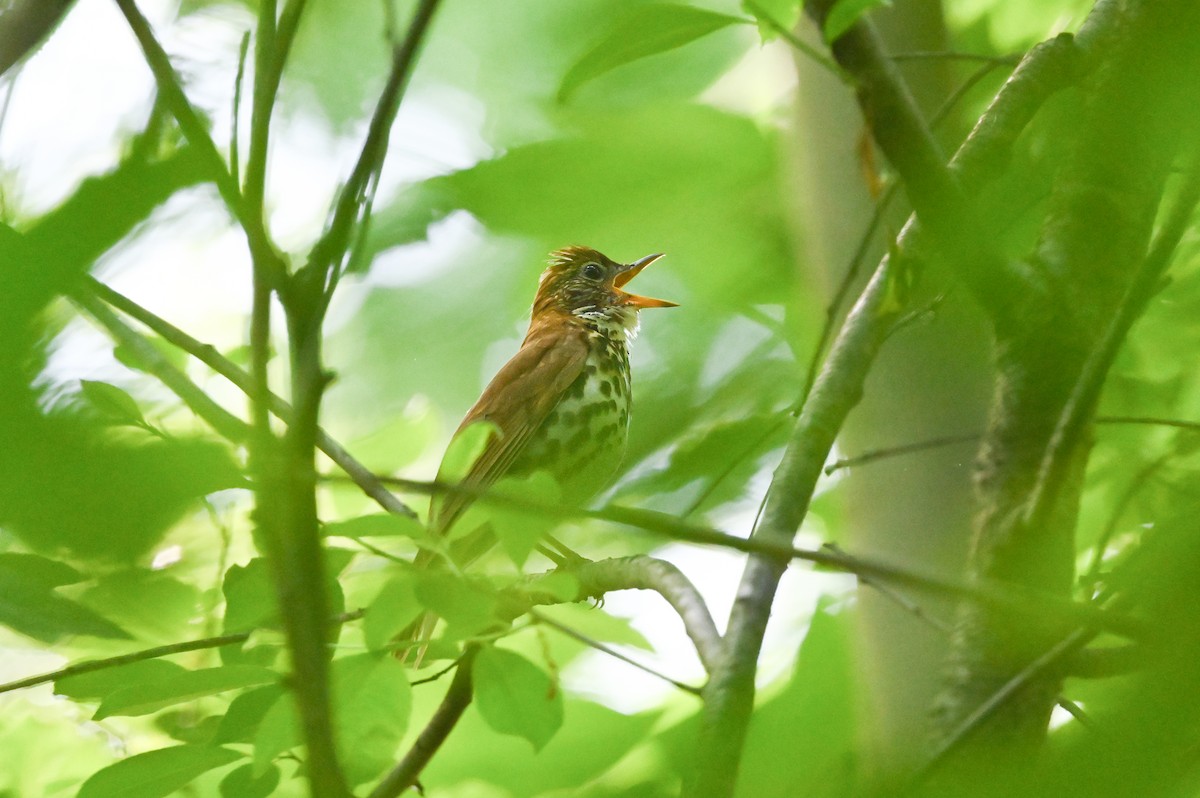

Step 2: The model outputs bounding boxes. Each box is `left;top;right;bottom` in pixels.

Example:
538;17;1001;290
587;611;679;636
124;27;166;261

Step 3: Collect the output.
367;474;1147;642
506;556;722;674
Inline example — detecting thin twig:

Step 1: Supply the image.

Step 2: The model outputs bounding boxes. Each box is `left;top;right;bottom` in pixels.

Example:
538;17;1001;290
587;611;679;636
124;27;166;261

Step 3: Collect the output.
83;276;417;518
530;610;702;695
825;433;980;474
824;416;1200;475
1096;415;1200;433
919;624;1096;778
70;292;250;444
361;473;1148;641
743;0;841;78
306;0;441;296
1084;455;1169;589
0;610;364;696
229;32;251;183
369;645;477;798
800;53;1016;411
511;556;723;674
890;51;1021;65
1023;151;1200;530
112;0;288;291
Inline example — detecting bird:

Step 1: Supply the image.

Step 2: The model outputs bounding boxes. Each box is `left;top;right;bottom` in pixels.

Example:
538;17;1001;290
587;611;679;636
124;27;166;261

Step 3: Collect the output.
426;246;676;564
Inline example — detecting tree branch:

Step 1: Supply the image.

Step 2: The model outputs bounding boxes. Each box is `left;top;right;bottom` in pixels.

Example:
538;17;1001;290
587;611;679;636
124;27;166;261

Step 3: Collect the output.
505;556;722;674
304;0;441;294
0;610;364;697
803;0;1033;322
369;646;477;798
69;292;248;444
83;276;417;518
112;0;289;292
685;16;1092;796
366;474;1147;642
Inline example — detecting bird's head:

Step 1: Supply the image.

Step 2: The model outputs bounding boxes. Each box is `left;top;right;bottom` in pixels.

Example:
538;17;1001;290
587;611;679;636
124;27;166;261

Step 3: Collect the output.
533;246;676;330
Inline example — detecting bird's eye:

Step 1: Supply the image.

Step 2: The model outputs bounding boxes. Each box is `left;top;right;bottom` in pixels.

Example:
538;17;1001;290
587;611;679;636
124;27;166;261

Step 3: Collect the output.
582;262;603;281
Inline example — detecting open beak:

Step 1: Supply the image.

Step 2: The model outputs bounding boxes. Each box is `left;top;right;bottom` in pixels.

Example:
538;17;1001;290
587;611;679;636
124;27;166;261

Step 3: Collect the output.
614;253;678;309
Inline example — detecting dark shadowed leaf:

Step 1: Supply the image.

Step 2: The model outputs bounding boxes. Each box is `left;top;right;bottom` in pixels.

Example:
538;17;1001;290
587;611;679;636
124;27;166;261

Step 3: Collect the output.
219;762;280;798
0;555;129;642
473;645;563;750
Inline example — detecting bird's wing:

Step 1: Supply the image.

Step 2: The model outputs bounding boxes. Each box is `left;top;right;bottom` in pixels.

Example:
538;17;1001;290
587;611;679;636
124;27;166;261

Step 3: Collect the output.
431;315;589;536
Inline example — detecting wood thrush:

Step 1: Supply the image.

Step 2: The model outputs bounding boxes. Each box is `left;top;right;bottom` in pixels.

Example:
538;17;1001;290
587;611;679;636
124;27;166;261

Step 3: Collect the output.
426;245;676;564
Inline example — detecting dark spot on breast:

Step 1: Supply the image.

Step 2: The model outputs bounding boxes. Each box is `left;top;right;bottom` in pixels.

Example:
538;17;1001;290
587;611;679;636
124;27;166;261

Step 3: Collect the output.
599;380;612;397
619;409;629;426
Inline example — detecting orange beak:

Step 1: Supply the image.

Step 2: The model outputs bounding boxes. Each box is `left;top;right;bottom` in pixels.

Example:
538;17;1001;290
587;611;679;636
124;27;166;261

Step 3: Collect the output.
614;253;678;309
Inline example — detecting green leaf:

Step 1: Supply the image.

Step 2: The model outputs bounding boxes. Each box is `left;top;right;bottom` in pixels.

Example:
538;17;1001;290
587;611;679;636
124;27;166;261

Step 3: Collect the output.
214;685;284;744
222;560;277;633
415;571;500;638
219;762;280;798
473;646;563;751
364;575;422;652
252;694;298;776
335;654;413;785
438;420;498;484
77;745;242;798
0;552;83;587
529;571;581;603
114;336;187;375
0;556;130;642
558;4;745;103
57;660;188;701
94;665;279;719
743;0;803;42
323;513;425;539
79;379;147;428
490;472;562;567
823;0;891;41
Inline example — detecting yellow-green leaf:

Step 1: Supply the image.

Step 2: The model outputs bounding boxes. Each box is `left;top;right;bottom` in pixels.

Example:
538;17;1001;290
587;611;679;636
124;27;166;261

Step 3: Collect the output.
473;646;563;750
557;4;744;103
